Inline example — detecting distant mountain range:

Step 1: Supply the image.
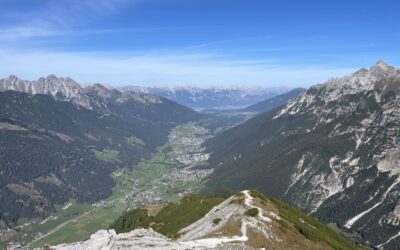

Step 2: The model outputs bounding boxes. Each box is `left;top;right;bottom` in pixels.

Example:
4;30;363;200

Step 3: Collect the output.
203;61;400;249
120;85;291;110
0;75;201;225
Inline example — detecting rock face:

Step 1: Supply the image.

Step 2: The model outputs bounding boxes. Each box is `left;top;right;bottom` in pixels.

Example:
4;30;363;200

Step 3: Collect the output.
0;75;81;99
204;61;400;249
49;191;357;250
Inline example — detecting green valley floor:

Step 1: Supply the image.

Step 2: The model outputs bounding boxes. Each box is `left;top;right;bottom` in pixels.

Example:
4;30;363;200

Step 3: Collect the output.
1;122;214;249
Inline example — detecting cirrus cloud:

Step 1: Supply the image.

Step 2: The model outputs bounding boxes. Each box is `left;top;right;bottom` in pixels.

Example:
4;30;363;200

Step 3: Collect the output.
0;49;356;87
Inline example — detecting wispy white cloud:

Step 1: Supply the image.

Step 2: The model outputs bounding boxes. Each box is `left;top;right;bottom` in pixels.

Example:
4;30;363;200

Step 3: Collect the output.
35;0;135;26
181;36;272;51
0;0;139;39
0;49;356;87
0;26;179;39
0;26;55;39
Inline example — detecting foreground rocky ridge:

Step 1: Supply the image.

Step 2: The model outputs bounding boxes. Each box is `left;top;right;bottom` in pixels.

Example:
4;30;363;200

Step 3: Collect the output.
204;61;400;249
50;191;358;250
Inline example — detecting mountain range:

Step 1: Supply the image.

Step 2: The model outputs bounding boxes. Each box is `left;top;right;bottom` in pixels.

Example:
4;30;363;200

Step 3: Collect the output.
0;75;201;225
120;85;290;110
203;61;400;249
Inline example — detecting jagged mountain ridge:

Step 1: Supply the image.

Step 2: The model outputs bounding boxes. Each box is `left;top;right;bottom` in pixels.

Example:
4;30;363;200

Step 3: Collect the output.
51;191;359;250
0;75;81;100
203;61;400;249
0;75;164;111
121;85;291;110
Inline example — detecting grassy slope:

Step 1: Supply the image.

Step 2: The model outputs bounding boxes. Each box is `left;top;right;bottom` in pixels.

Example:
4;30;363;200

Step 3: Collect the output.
249;190;360;250
110;195;224;238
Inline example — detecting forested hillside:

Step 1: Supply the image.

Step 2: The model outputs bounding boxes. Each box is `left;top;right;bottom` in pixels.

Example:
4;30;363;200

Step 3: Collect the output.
0;81;201;225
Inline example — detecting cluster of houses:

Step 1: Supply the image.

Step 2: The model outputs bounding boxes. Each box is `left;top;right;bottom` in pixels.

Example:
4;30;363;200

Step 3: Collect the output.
176;152;209;165
169;169;213;182
132;190;162;206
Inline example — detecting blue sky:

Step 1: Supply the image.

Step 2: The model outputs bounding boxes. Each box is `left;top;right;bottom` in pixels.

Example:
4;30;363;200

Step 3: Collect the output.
0;0;399;87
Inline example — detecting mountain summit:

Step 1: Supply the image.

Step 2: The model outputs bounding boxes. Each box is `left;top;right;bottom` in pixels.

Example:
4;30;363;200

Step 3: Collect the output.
373;60;396;72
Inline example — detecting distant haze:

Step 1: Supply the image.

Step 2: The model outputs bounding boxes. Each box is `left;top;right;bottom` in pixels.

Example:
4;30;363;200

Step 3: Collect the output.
121;85;292;110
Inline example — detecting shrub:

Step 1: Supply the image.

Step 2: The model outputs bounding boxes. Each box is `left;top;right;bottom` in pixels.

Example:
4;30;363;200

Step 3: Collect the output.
245;208;259;217
212;218;222;225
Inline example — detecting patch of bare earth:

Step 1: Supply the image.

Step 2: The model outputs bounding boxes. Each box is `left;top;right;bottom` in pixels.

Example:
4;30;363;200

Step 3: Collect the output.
145;204;165;216
7;184;43;200
205;216;242;238
35;174;64;187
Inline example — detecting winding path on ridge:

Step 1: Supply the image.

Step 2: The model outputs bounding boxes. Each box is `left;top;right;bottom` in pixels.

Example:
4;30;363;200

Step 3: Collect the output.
179;190;276;248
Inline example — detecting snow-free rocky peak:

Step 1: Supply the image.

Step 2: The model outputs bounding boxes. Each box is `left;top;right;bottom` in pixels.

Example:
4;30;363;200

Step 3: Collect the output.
372;60;396;72
327;60;398;91
275;61;400;118
49;191;358;250
0;75;163;109
325;60;399;93
1;74;81;100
